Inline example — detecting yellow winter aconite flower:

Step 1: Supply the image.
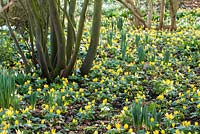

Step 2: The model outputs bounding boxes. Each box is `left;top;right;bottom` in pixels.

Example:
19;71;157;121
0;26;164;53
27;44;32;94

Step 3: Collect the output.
62;96;65;101
94;130;98;134
128;128;133;134
27;120;31;125
85;105;91;110
183;105;187;110
174;111;179;115
182;121;191;127
102;99;107;106
50;108;54;113
16;129;23;134
28;90;32;95
51;129;56;134
165;113;174;120
153;130;159;134
15;120;19;125
124;124;128;129
172;123;175;128
3;123;10;130
194;122;198;126
162;79;173;85
72;119;77;124
44;84;48;88
150;117;154;122
115;123;121;131
106;124;111;130
28;86;32;91
123;106;128;111
198;91;200;96
50;88;55;93
197;103;200;109
161;130;165;134
79;88;84;92
24;80;30;85
175;129;179;134
146;131;150;134
37;88;41;92
61;88;65;93
69;88;73;92
93;78;98;82
135;98;139;103
41;119;45;124
157;94;164;100
56;109;61;115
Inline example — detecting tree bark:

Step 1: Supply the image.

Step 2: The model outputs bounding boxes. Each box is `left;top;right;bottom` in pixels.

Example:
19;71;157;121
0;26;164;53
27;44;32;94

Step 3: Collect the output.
169;0;179;30
80;0;103;75
66;0;76;65
118;0;147;28
50;19;57;69
159;0;165;29
60;0;89;77
147;0;153;29
49;0;66;76
27;0;50;79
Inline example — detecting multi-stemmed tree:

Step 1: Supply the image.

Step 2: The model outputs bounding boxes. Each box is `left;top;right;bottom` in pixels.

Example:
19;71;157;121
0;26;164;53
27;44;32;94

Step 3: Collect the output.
1;0;103;81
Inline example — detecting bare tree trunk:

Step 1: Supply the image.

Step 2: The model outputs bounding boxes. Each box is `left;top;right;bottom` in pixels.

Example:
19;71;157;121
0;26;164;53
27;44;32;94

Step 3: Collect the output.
159;0;165;29
134;17;142;28
27;0;50;79
50;20;57;69
80;0;103;75
147;0;153;29
169;0;179;30
66;0;76;65
60;0;89;77
49;0;66;76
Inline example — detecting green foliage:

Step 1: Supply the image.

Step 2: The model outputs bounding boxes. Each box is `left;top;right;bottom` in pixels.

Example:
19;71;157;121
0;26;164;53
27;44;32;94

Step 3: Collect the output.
120;30;127;61
0;30;17;65
107;31;113;46
137;45;146;63
29;92;37;109
0;68;17;109
131;101;148;130
117;17;123;31
135;34;141;47
0;6;200;134
15;72;28;85
163;50;170;63
120;101;162;132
